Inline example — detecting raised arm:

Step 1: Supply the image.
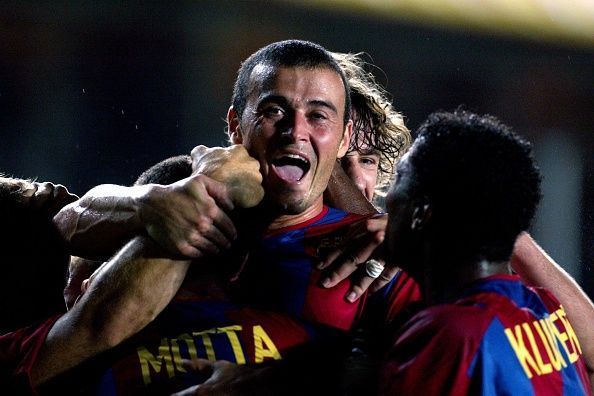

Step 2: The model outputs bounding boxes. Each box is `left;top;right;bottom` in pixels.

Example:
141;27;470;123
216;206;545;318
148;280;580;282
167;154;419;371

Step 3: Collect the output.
53;183;148;258
54;175;237;260
512;232;594;379
55;146;263;260
30;235;192;386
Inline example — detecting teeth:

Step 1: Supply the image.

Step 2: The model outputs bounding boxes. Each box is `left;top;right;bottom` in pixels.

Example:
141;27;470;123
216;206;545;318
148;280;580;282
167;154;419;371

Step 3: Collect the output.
285;154;304;160
282;154;309;164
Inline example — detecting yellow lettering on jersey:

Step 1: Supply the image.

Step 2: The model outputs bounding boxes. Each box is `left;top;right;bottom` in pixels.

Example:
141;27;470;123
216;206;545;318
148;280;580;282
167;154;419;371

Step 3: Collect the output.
523;322;552;374
555;307;582;363
546;312;573;362
534;319;566;371
172;333;199;373
192;330;216;361
218;325;247;364
137;338;175;386
176;333;199;360
505;324;542;378
253;325;281;363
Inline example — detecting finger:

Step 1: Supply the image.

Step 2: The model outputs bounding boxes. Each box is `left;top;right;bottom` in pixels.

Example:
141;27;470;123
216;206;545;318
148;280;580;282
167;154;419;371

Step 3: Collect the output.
80;278;90;294
31;182;54;209
370;265;400;293
321;253;361;288
185;232;224;257
175;240;205;259
317;246;343;270
190;145;210;173
317;217;385;270
201;176;235;213
189;205;236;247
181;358;214;373
184;176;236;240
47;184;78;215
53;183;78;204
366;214;388;232
345;273;376;303
321;231;384;288
210;207;237;244
191;145;209;158
318;224;367;270
170;384;201;396
188;224;231;254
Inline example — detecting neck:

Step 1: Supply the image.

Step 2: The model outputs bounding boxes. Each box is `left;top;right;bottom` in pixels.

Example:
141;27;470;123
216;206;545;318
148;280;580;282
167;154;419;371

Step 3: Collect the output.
422;258;511;304
266;196;325;231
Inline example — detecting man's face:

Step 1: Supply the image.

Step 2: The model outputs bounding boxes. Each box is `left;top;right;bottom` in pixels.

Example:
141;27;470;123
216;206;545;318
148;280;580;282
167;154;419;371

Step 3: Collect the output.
341;135;379;201
385;152;418;274
229;65;352;214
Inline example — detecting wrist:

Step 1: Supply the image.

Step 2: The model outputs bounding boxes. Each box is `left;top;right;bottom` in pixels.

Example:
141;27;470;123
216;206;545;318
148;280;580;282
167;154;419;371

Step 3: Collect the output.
132;184;160;233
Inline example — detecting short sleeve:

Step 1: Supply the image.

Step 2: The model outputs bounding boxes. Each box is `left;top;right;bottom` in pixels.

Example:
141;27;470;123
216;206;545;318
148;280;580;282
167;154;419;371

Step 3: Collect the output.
0;315;60;394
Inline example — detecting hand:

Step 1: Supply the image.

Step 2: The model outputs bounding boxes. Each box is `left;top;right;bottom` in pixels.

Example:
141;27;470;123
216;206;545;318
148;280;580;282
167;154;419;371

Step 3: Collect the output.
137;174;237;258
191;145;264;209
22;181;78;217
317;214;398;302
63;256;103;310
170;359;273;396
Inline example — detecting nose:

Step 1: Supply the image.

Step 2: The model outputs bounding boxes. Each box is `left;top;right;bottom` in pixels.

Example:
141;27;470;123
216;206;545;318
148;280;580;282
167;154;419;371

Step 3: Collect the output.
280;112;310;143
343;160;366;197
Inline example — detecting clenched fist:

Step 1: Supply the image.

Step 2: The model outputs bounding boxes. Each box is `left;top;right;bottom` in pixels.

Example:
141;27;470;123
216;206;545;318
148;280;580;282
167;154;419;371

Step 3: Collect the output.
191;145;264;209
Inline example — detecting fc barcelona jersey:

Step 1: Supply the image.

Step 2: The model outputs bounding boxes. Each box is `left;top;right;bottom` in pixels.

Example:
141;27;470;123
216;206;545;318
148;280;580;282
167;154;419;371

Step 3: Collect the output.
71;206;411;395
380;274;592;395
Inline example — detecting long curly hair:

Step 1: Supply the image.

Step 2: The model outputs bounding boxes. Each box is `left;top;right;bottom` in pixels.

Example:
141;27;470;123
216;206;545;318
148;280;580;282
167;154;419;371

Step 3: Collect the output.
332;52;412;190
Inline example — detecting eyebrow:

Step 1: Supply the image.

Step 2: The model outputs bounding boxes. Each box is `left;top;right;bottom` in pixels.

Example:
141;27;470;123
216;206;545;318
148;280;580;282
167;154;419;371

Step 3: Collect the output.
258;95;338;115
358;148;380;156
309;99;338;115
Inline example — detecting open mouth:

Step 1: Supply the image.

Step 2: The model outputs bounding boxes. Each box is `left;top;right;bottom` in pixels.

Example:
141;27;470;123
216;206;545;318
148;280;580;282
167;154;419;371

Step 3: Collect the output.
272;154;311;182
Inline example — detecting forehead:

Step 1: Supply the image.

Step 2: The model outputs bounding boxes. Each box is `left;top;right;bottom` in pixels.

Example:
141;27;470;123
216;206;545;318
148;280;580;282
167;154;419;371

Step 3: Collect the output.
247;65;346;112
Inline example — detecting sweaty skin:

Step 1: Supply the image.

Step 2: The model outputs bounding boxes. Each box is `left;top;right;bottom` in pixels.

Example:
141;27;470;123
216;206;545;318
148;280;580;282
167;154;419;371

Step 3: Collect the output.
191;144;264;209
227;65;352;229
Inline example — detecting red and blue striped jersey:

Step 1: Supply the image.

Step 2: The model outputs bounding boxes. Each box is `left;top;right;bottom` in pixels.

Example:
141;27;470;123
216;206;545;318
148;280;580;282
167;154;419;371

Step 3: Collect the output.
233;205;374;331
380;274;592;395
60;206;420;395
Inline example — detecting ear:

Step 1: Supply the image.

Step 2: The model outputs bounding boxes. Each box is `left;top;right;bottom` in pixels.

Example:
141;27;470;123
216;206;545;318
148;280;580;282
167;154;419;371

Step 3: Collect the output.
336;120;353;159
411;200;432;231
227;106;243;144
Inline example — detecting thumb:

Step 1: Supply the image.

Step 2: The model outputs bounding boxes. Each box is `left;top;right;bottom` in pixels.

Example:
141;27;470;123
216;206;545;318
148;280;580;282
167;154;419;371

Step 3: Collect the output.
181;358;214;373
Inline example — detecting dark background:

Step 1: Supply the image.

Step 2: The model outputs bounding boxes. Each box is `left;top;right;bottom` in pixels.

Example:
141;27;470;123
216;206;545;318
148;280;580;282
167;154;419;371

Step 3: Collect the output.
1;1;592;294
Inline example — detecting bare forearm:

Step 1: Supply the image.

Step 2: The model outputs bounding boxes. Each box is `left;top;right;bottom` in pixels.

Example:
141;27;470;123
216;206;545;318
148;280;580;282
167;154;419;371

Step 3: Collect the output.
324;162;378;215
512;232;594;375
53;184;148;258
31;236;190;385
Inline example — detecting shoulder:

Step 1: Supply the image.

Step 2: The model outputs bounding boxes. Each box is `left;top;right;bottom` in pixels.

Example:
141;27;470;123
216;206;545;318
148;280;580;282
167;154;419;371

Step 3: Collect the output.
400;303;495;345
381;304;496;395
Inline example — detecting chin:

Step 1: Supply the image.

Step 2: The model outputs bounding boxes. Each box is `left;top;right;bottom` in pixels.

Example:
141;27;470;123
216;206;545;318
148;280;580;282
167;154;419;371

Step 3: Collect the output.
266;193;309;215
278;200;309;215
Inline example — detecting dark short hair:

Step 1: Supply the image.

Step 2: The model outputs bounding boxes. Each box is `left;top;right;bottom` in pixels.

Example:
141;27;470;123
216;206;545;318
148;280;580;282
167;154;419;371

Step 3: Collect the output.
134;155;192;186
404;109;542;262
0;176;69;332
231;40;351;126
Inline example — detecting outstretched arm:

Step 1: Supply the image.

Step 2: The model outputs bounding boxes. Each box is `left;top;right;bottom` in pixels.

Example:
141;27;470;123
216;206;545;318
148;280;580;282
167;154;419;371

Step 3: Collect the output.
30;235;191;386
53;183;149;258
512;232;594;380
54;174;236;260
54;145;262;260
